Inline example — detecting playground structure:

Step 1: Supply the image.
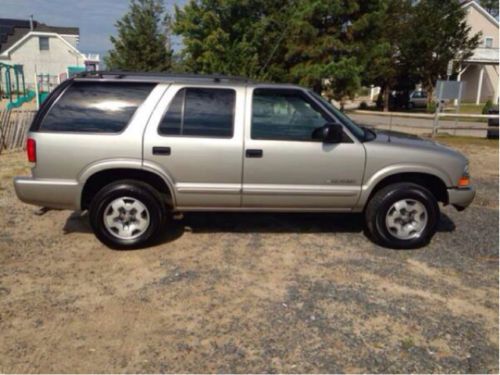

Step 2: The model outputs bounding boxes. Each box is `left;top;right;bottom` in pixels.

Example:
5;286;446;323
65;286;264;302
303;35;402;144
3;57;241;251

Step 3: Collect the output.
1;62;88;110
0;62;35;110
34;74;58;109
34;66;85;109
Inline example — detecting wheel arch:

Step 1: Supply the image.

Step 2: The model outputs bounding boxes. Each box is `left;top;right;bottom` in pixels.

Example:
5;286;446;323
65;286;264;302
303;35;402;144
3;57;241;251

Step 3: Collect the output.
361;171;449;211
80;167;175;211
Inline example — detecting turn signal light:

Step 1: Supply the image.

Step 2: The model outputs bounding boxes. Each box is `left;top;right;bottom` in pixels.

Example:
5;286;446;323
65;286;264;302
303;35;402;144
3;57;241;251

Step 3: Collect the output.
27;138;36;163
458;176;470;187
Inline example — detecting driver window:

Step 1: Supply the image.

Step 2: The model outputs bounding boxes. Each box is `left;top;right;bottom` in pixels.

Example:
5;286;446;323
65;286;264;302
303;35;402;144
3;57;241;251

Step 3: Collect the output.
251;89;330;141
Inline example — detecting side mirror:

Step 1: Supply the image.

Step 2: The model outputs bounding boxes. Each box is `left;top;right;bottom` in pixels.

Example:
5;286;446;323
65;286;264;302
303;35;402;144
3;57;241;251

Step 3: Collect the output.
312;123;343;143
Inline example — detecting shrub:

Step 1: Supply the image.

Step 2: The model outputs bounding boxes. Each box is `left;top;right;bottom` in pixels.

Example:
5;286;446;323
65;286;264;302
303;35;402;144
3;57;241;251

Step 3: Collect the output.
426;102;437;113
482;99;494;114
359;101;368;110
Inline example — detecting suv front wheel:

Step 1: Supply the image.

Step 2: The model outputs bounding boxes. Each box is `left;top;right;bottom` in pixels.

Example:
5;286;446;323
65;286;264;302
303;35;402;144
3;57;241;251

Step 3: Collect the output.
89;180;167;249
365;183;440;249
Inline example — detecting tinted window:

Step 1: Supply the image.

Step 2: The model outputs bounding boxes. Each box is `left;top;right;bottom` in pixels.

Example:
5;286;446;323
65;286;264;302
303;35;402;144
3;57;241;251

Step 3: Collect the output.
252;89;329;141
159;88;235;137
40;82;154;133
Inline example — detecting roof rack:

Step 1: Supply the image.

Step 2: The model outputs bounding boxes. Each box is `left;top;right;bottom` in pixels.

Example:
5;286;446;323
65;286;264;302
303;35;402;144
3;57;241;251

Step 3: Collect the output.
76;70;255;83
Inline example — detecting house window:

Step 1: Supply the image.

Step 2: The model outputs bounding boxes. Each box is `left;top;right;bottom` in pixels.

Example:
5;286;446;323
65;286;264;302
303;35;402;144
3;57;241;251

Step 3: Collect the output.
485;37;493;48
39;36;49;51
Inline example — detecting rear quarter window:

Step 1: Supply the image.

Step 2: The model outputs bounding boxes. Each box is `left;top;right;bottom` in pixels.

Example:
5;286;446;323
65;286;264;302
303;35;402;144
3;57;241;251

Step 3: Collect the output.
39;82;155;133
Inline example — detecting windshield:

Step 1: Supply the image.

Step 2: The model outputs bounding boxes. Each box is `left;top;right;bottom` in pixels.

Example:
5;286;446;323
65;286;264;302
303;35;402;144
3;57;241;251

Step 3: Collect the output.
308;91;366;140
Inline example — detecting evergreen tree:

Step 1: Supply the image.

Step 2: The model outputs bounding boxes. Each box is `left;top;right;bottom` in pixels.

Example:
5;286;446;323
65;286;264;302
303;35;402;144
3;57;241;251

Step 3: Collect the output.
174;0;385;106
479;0;499;17
105;0;172;71
362;0;413;111
173;0;290;79
401;0;481;102
283;0;384;106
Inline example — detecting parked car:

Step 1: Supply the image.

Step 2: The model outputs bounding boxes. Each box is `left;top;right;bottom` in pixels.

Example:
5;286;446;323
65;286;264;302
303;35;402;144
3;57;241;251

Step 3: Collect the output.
14;72;475;249
486;106;499;139
408;90;428;109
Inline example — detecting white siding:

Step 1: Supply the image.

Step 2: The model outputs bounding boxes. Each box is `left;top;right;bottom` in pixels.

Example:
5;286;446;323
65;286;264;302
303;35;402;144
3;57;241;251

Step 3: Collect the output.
6;34;84;88
61;35;79;48
462;3;499;103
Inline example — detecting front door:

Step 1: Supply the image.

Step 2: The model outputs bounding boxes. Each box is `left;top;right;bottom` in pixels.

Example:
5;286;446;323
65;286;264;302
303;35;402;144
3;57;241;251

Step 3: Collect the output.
242;88;365;210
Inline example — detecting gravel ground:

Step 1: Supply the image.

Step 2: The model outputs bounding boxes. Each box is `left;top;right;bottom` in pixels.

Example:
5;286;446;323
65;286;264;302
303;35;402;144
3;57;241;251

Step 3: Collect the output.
0;138;498;373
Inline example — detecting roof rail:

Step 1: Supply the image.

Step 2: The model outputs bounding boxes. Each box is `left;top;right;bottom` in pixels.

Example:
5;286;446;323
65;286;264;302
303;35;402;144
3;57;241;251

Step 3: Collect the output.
76;70;255;83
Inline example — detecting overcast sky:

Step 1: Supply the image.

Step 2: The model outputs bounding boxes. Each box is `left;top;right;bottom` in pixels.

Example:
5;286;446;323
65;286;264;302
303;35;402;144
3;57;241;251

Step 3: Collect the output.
1;0;184;56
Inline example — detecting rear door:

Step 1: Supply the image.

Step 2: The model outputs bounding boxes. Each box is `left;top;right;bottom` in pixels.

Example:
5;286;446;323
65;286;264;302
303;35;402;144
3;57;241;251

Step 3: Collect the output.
242;87;365;209
143;84;245;208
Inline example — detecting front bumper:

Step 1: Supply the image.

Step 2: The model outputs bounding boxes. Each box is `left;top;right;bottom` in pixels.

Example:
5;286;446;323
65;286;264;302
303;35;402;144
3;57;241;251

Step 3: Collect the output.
448;186;475;211
14;177;80;210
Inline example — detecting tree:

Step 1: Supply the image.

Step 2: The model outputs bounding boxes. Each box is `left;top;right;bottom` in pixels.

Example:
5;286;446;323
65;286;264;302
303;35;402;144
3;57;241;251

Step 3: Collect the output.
362;0;413;111
400;0;481;103
283;0;384;106
173;0;385;105
479;0;499;17
172;0;290;80
105;0;172;71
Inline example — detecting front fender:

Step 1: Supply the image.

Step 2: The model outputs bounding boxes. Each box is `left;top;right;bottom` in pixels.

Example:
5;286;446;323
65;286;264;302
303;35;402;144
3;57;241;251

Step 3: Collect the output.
354;163;452;210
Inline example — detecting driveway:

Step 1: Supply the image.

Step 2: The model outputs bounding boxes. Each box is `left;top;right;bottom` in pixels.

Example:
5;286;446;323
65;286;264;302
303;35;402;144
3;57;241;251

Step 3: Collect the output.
0;138;498;373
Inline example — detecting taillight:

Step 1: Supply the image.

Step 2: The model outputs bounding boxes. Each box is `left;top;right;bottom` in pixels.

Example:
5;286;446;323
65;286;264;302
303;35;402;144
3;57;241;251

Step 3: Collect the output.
27;138;36;163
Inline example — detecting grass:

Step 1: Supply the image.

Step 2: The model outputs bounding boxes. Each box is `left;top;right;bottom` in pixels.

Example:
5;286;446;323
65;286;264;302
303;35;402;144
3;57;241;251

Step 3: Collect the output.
454;103;485;114
401;337;415;351
432;134;499;148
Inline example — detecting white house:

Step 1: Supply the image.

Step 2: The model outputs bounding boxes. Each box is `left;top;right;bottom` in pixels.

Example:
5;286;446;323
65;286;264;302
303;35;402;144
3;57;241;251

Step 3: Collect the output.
458;1;499;104
0;18;100;89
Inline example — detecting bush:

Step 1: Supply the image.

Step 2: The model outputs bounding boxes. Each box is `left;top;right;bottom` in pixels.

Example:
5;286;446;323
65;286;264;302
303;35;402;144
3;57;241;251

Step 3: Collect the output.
426;102;437;113
359;101;368;110
482;99;494;114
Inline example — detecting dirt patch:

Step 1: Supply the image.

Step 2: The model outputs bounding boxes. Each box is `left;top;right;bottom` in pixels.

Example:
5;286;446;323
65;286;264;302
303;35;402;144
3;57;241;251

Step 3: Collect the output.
0;141;498;373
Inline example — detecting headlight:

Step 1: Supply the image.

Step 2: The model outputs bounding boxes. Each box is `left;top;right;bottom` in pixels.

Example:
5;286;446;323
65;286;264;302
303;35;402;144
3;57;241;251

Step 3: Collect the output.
463;163;469;177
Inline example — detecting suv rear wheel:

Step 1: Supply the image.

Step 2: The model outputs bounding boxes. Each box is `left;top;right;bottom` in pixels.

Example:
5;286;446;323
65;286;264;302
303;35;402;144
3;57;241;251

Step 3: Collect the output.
89;180;167;249
365;183;440;249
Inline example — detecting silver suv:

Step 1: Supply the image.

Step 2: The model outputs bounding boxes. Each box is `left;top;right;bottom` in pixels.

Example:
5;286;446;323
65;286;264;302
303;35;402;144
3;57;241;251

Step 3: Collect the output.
14;72;475;249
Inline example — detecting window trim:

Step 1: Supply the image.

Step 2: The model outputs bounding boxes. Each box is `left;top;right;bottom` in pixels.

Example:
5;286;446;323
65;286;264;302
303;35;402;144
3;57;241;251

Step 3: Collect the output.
306;90;363;142
250;87;353;143
36;81;155;135
157;86;237;139
39;36;49;51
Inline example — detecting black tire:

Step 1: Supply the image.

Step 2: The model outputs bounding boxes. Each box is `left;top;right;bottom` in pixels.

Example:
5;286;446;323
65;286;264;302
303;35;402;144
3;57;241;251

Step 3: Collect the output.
365;182;440;249
89;180;167;250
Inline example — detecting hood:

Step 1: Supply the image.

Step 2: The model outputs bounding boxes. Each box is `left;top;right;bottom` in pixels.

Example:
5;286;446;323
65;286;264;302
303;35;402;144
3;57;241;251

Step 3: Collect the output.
370;129;464;158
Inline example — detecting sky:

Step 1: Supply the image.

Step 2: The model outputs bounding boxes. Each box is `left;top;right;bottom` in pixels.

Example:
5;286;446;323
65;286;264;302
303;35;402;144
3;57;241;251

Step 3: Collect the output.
0;0;184;57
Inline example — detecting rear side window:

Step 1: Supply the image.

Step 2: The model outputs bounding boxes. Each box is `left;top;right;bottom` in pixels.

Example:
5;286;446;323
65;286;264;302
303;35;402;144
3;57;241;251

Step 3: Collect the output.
40;82;155;133
158;88;235;138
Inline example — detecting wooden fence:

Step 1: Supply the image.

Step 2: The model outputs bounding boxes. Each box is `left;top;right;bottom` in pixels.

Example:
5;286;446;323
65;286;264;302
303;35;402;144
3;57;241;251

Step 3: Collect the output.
0;110;36;154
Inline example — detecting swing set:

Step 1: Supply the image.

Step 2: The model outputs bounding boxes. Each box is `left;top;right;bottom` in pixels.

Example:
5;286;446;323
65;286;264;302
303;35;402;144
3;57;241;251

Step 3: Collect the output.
0;62;35;110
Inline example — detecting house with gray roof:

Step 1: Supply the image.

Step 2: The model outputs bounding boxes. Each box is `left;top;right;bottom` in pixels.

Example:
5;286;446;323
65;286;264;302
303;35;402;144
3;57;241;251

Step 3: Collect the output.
0;18;99;89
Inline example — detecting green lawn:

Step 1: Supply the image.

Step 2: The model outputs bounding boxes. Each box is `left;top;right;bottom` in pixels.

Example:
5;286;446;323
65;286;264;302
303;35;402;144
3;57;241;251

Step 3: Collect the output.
445;103;485;114
431;134;499;148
